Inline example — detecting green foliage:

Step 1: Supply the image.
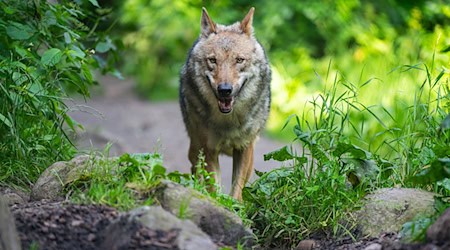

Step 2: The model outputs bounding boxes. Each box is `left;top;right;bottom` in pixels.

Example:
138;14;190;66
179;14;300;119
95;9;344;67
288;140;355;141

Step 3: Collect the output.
242;63;449;248
243;77;372;248
68;151;242;215
399;217;433;242
0;0;118;186
69;152;166;210
399;196;450;242
110;0;449;106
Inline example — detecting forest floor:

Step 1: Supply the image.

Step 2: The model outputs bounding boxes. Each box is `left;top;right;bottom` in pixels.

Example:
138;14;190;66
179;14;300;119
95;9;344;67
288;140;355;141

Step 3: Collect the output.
10;200;407;250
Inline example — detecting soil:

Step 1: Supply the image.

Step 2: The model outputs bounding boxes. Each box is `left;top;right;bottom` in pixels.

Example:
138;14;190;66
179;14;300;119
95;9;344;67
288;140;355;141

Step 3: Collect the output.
11;201;180;250
8;200;434;250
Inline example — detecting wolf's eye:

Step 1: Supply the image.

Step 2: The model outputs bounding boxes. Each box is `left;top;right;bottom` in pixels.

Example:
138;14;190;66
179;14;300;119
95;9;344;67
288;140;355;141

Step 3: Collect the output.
236;57;245;64
208;57;216;64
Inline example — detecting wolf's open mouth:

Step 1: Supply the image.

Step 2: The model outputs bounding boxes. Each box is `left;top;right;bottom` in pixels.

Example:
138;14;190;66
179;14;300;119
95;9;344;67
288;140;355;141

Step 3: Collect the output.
218;97;234;113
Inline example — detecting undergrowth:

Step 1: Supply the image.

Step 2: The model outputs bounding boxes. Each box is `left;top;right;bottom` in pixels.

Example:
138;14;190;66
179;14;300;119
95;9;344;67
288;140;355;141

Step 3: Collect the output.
68;148;242;216
0;0;118;187
243;62;449;248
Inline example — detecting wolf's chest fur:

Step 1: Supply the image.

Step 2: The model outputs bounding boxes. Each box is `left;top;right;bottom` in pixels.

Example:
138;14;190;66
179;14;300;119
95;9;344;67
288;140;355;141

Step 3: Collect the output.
204;103;262;154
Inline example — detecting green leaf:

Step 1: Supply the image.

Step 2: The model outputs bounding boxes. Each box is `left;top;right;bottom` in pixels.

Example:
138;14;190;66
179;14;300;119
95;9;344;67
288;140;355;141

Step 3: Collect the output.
88;0;100;7
95;42;113;53
63;113;82;132
43;10;57;26
152;164;166;177
28;81;45;95
64;32;72;44
0;113;12;128
399;217;432;242
342;158;378;186
81;63;93;82
441;45;450;53
409;158;450;185
440;113;450;132
437;178;450;193
110;69;124;80
15;47;31;58
12;72;28;85
264;145;299;161
68;46;86;59
2;5;16;15
41;48;63;66
6;22;35;40
333;142;371;159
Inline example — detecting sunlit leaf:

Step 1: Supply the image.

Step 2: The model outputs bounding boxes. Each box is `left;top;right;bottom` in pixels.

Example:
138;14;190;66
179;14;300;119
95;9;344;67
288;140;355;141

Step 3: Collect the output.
441;45;450;53
88;0;100;7
0;113;12;128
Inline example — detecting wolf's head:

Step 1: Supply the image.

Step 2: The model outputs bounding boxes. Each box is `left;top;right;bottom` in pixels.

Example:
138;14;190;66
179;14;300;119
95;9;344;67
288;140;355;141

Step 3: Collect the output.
192;7;265;114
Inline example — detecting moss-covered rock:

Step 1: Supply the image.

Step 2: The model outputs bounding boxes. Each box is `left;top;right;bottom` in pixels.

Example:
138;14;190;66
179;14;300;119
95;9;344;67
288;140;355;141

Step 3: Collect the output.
155;180;253;247
355;188;437;237
31;155;97;201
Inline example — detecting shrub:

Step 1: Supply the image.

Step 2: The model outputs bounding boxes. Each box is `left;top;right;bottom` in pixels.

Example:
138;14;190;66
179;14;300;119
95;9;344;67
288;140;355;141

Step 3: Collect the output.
0;0;118;186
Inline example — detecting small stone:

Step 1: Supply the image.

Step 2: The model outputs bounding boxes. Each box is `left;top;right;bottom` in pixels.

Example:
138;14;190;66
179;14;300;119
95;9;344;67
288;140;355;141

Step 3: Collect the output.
364;243;382;250
295;239;316;250
87;233;96;241
71;220;83;226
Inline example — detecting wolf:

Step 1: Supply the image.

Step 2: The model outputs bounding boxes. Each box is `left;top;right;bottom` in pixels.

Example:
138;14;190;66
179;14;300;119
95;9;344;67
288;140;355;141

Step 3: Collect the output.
179;7;271;200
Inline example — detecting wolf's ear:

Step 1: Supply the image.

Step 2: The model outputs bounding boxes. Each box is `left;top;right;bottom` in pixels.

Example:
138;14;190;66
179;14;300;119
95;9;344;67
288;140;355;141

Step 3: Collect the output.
201;7;216;37
240;7;254;36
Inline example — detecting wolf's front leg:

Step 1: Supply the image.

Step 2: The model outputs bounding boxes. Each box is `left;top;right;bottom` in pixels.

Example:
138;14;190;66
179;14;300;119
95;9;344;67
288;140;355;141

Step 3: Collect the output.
231;143;254;201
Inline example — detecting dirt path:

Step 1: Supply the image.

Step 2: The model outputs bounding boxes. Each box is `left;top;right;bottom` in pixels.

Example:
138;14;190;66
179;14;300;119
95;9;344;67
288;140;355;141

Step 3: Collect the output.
68;75;285;193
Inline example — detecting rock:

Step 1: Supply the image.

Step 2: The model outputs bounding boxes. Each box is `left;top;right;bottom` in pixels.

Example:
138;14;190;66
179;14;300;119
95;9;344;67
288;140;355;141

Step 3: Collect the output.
355;188;436;237
0;195;21;250
364;243;382;250
31;155;96;201
154;180;253;247
100;206;217;250
0;187;29;205
295;239;316;250
426;207;450;244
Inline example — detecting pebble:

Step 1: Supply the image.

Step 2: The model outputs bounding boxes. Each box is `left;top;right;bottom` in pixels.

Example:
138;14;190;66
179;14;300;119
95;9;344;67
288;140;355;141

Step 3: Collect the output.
364;243;382;250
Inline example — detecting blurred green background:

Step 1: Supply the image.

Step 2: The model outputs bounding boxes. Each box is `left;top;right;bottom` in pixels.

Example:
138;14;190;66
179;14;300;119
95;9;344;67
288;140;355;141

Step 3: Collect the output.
101;0;449;141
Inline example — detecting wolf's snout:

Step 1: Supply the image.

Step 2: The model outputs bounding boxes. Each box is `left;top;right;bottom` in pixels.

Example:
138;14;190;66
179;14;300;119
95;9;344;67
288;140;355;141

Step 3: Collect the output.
217;83;233;97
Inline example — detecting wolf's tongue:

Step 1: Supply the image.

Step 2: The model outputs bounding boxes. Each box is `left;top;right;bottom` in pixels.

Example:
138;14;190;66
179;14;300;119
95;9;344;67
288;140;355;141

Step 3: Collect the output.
218;97;233;113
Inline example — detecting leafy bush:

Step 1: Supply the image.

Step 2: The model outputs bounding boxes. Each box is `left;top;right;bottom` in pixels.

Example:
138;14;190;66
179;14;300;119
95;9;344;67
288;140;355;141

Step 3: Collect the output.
0;0;118;186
